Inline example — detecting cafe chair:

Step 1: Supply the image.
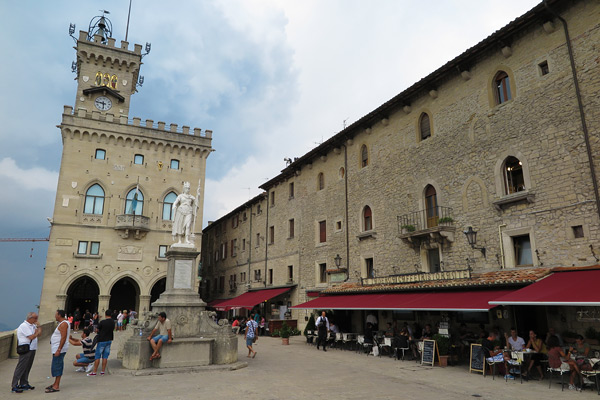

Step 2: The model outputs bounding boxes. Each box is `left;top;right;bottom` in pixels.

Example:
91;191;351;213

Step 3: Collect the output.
334;333;344;350
342;333;357;351
484;357;503;380
547;366;568;391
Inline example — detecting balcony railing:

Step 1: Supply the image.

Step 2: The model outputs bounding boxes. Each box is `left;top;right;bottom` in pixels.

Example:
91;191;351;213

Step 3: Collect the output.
397;206;454;235
115;214;150;231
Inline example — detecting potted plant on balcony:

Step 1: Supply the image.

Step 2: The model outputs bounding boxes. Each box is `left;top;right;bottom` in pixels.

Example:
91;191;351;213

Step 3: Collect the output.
437;217;454;225
280;321;292;345
433;334;450;367
401;224;416;234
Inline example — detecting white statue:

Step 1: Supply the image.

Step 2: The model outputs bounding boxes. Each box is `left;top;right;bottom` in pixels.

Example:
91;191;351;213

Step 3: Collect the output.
171;182;198;245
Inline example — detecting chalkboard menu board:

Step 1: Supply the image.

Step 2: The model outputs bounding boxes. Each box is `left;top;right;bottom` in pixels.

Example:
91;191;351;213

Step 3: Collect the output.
421;339;436;366
470;343;484;374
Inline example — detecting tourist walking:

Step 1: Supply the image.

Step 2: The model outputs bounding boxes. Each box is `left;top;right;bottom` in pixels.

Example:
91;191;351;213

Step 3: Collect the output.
46;310;70;393
245;314;258;358
11;312;41;393
88;310;114;376
315;311;329;351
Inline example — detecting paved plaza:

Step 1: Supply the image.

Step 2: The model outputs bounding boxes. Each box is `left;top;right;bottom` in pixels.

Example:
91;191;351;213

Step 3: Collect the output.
0;331;594;399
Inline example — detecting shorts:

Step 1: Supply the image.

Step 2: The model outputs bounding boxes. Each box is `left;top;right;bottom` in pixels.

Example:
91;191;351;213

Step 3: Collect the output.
117;322;123;327
487;354;504;362
152;335;169;343
246;337;255;346
51;353;66;377
78;353;94;364
95;341;112;359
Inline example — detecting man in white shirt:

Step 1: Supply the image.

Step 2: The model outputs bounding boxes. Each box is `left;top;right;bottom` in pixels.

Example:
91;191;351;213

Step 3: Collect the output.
315;311;330;351
11;312;42;393
505;327;526;351
366;313;378;331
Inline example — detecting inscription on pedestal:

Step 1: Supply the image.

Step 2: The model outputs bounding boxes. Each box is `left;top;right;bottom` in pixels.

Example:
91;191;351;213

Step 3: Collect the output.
174;259;193;289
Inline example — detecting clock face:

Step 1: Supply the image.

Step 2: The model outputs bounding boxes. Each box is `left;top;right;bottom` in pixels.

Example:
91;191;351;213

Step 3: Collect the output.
94;96;112;111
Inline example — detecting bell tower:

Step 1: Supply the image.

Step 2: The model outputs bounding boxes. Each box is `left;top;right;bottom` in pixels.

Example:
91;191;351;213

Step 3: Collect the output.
70;12;150;117
38;12;213;322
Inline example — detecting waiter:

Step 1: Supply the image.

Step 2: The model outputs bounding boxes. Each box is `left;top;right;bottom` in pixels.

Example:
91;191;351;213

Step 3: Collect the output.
315;311;330;352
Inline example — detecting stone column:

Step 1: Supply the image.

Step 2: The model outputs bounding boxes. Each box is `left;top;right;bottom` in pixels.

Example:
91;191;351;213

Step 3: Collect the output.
98;295;111;315
139;295;152;313
56;294;67;311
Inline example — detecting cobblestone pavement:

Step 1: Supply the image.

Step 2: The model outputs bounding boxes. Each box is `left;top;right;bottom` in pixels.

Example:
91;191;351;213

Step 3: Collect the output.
0;332;594;399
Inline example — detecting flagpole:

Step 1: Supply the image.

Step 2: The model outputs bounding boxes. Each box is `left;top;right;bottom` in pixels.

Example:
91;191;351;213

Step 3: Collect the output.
191;179;201;243
125;0;132;42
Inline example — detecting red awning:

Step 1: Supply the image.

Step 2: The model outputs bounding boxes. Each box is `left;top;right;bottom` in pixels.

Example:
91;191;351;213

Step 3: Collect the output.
489;270;600;306
218;287;291;310
291;289;512;312
207;298;232;311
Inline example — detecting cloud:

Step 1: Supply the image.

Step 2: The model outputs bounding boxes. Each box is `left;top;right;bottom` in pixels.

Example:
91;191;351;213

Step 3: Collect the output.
0;158;58;192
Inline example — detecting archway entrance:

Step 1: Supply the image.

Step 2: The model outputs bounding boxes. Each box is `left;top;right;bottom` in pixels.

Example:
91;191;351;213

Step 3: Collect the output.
109;277;140;313
149;277;166;310
65;276;99;316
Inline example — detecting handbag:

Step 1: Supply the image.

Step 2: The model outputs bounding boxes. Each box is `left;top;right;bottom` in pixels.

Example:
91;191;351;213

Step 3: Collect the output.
16;344;30;355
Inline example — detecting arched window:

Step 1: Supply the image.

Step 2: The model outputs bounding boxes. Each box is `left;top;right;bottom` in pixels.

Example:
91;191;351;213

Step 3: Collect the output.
125;187;144;215
318;173;325;190
162;192;177;220
503;156;525;194
84;184;105;215
363;206;373;231
494;71;512;104
425;185;438;228
361;145;369;168
419;113;431;141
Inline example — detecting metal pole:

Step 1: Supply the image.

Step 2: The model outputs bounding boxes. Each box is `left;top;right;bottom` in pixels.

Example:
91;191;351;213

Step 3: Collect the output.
125;0;132;42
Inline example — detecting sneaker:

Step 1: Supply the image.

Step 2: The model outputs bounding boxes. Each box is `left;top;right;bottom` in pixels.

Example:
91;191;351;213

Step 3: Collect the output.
504;374;515;380
509;368;519;375
100;371;105;375
11;387;23;393
75;367;85;372
568;384;576;390
583;377;594;385
86;364;94;373
87;372;96;376
18;385;34;391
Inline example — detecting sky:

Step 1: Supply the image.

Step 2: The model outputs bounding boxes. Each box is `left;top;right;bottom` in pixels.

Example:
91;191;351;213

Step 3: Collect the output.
0;0;541;329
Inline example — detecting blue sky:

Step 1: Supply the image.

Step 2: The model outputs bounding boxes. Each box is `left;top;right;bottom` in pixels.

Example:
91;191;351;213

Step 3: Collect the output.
0;0;540;329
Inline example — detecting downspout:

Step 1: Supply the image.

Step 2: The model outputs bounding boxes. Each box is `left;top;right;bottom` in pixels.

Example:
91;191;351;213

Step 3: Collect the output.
498;224;506;269
544;1;600;220
344;141;350;281
247;205;253;290
264;193;269;287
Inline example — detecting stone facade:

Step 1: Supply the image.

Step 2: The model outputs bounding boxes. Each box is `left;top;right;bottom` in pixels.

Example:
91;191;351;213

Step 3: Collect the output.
201;0;600;330
39;27;212;321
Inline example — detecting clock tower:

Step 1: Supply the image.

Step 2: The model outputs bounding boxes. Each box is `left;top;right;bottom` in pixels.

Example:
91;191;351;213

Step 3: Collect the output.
38;14;213;322
73;14;142;117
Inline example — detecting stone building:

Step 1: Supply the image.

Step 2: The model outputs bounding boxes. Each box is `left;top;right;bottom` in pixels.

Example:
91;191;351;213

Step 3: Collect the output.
202;0;600;334
38;17;212;321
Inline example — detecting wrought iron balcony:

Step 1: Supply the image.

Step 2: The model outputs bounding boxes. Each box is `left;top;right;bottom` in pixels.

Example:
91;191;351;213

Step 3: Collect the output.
397;206;455;244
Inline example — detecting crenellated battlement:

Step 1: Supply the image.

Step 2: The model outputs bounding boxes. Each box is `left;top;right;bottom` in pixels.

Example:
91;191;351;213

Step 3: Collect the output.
62;105;213;139
78;30;142;55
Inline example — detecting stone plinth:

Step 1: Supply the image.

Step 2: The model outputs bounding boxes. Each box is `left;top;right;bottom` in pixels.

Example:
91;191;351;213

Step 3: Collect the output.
121;246;238;370
151;247;206;337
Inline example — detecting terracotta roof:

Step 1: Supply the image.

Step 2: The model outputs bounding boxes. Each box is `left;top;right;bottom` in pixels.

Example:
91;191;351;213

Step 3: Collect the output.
321;266;599;294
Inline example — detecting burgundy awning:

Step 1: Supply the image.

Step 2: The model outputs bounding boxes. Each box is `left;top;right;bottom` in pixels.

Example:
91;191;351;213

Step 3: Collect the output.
489;270;600;306
291;290;512;312
217;287;291;310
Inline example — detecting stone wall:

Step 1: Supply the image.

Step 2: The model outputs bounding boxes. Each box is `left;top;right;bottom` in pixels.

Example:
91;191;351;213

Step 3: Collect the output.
0;320;56;363
202;1;600;332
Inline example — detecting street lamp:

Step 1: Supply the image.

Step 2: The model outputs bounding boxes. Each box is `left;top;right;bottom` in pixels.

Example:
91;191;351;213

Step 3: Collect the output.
334;254;342;268
463;226;486;258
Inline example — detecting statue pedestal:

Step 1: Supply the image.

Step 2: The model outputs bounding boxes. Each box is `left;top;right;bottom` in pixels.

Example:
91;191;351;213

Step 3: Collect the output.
122;246;238;370
151;247;206;337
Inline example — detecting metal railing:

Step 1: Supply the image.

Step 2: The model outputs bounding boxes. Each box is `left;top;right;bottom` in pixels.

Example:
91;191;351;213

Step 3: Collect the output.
397;206;453;234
